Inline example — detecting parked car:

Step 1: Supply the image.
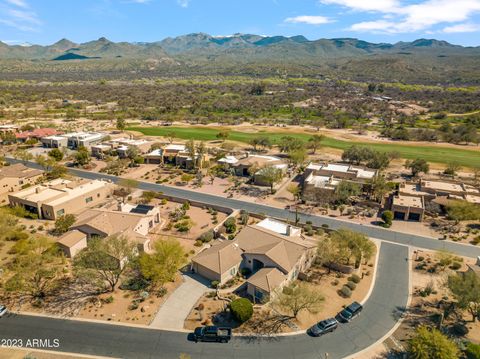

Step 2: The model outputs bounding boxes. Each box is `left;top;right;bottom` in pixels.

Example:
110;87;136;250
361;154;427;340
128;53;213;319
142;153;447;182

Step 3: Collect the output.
338;301;363;322
193;326;232;343
0;305;7;317
307;318;338;337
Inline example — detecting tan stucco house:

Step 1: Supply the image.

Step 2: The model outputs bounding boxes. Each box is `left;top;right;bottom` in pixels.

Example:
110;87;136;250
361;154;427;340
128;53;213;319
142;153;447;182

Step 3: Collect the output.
191;219;317;302
8;178;114;220
0;163;43;204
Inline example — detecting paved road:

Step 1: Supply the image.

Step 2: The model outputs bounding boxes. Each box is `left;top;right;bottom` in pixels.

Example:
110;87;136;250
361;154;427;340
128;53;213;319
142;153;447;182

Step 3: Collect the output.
10;158;478;258
0;242;409;359
150;274;209;330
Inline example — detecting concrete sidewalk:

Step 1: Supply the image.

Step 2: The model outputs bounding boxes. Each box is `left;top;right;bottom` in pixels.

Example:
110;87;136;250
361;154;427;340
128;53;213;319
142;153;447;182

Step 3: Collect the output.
150;273;210;330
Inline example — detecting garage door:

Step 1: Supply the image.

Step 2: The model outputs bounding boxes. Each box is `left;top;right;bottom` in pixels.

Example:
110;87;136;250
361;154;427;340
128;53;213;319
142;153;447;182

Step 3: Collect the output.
408;212;421;221
394;211;406;220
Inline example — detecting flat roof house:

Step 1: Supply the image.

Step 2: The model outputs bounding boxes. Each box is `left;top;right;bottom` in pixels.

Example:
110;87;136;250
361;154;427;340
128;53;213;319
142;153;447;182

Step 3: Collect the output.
219;153;285;177
391;194;425;222
192;220;317;302
41;135;68;149
144;144;203;169
8;178;114;220
304;163;377;183
302;173;341;204
41;132;106;149
0;163;44;204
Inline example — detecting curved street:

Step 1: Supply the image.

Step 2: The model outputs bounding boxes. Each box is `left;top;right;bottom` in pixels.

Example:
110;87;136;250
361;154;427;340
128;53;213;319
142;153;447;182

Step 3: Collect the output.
0;242;409;359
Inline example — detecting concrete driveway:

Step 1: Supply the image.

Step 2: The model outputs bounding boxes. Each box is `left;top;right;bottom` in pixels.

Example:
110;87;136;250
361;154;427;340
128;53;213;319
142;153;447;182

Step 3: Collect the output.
150;273;210;330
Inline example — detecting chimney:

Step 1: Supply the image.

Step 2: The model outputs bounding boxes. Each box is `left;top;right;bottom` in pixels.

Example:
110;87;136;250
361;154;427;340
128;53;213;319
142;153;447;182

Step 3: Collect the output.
286;225;292;236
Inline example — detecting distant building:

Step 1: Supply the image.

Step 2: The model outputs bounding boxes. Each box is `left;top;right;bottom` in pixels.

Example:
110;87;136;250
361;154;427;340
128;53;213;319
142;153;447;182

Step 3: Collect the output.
144;144;203;169
0;163;44;204
191;219;316;302
397;179;480;214
302;162;377;204
41;132;106;149
391;194;425;222
218;153;285;177
0;124;19;134
16;128;61;142
8;178;114;220
304;163;377;183
91;138;152;159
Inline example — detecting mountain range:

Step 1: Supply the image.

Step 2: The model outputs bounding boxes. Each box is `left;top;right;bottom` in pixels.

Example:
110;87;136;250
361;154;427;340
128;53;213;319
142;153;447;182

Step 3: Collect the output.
0;33;477;61
1;33;480;84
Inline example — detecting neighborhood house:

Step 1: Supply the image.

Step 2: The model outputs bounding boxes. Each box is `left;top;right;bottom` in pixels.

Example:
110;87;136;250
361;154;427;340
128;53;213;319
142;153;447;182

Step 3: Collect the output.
191;219;316;302
0;163;44;203
70;202;161;252
8;178;114;220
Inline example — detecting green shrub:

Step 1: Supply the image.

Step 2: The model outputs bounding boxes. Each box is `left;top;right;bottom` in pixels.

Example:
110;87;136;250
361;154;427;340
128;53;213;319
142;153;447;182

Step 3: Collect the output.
467;342;480;359
120;277;150;291
128;301;139;310
224;217;237;234
346;281;357;290
103;296;114;304
381;210;394;227
340;285;352;298
450;262;462;270
240;268;251;276
452;323;469;336
348;274;361;283
198;230;214;243
211;280;219;288
230;298;253;323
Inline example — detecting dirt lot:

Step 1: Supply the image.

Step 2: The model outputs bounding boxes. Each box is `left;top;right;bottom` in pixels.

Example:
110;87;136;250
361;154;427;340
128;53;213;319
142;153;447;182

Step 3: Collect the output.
76;274;182;325
390;250;480;353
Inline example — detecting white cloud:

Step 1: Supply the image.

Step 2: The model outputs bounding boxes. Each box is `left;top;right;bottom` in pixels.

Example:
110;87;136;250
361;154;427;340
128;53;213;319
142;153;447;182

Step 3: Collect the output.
5;0;28;8
322;0;480;34
321;0;400;13
443;23;480;33
177;0;189;8
0;1;41;31
285;15;333;25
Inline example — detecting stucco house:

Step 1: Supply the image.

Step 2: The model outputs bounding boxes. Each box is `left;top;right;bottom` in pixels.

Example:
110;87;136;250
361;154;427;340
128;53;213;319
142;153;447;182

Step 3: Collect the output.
191;219;317;302
70;203;161;252
8;178;114;220
0;163;44;204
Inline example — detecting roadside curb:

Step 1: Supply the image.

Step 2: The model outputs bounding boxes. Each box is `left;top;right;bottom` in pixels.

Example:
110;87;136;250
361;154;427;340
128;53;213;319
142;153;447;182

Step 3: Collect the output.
343;246;413;359
14;311;191;333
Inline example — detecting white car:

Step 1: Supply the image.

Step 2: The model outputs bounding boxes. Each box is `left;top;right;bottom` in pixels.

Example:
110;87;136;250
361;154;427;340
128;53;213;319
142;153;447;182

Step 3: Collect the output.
0;305;7;317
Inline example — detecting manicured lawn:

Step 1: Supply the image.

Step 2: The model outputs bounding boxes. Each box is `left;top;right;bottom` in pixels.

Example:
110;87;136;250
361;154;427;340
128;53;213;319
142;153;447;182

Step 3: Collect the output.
128;126;480;168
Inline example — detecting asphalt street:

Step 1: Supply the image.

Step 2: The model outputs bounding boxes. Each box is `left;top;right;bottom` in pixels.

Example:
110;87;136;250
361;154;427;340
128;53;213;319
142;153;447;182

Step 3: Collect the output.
52;164;480;259
0;242;409;359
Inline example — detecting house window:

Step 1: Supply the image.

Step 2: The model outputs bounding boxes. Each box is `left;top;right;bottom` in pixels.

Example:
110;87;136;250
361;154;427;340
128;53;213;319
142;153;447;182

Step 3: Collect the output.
57;209;65;216
85;197;93;203
230;267;236;276
97;193;100;198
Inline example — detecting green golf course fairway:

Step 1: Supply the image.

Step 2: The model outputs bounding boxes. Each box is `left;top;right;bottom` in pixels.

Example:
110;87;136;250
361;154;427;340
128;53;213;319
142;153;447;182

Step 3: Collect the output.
128;126;480;168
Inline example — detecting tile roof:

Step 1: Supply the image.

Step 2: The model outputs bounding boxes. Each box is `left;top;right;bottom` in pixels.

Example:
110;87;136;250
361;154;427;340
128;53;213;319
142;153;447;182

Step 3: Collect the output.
246;267;286;293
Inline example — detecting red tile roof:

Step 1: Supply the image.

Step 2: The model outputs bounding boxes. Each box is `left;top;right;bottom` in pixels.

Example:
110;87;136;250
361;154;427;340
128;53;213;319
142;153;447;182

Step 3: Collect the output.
16;128;61;140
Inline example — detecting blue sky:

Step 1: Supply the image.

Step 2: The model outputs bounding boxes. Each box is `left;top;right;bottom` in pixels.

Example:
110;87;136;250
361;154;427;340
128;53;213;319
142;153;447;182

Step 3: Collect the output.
1;0;480;46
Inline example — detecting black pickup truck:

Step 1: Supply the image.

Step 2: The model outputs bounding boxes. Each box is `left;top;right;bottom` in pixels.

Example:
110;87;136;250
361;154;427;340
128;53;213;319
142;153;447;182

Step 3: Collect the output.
193;326;232;343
